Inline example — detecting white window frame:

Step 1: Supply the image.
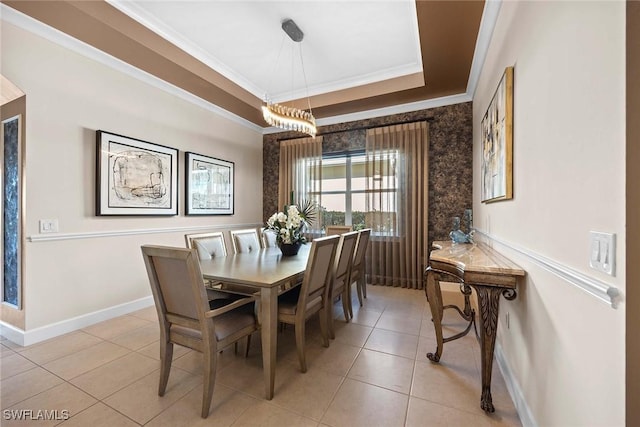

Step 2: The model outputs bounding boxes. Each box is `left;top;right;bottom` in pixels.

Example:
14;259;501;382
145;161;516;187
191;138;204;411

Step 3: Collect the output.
312;151;398;231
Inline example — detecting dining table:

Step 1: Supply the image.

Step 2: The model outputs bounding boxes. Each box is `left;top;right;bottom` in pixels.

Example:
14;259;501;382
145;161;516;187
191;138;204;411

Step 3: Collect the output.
198;245;310;400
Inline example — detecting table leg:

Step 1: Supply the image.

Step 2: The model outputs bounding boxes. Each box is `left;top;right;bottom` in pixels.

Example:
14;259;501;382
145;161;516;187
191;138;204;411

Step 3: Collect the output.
472;285;503;413
425;269;445;362
260;287;277;400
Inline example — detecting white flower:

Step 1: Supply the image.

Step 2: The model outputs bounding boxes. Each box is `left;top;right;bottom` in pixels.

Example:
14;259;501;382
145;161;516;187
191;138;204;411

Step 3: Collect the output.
287;205;299;217
265;203;310;246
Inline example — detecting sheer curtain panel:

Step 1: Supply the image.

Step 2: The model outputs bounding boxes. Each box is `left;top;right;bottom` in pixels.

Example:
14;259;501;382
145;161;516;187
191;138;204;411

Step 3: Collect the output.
365;122;428;289
278;136;323;232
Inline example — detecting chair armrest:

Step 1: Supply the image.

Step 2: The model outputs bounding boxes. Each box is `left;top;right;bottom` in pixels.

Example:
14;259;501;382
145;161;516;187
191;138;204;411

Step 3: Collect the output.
205;295;257;318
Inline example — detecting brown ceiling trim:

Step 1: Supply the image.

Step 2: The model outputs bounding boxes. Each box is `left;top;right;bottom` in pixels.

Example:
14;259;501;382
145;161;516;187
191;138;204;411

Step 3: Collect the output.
311;0;485;119
2;0;263;124
3;0;484;127
68;1;260;108
287;72;424;110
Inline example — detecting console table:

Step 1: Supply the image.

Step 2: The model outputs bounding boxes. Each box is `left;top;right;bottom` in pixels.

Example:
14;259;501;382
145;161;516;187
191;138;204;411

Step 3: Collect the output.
425;241;525;413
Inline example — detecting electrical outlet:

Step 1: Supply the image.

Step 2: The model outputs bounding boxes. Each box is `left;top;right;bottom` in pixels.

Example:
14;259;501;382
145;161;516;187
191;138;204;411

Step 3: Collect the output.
589;231;615;276
39;219;59;233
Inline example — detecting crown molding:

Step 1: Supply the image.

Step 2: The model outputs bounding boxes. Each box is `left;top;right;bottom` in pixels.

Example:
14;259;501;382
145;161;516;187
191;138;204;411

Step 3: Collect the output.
108;0;424;106
2;0;499;135
262;92;473;134
467;0;502;97
0;4;263;133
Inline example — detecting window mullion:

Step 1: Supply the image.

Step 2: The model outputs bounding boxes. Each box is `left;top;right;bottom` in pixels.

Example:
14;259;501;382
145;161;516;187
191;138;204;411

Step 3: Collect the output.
345;156;352;226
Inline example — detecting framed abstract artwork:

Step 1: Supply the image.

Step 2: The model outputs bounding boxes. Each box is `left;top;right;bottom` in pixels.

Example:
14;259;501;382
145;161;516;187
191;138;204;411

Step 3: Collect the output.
185;152;234;215
96;130;178;215
481;66;514;203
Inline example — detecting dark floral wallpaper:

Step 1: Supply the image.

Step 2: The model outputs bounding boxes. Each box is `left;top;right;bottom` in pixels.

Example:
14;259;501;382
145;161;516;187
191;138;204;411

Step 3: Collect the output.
263;102;473;244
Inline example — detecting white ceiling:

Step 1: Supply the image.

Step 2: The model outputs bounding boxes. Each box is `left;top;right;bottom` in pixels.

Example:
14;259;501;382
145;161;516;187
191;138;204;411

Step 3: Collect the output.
107;0;423;103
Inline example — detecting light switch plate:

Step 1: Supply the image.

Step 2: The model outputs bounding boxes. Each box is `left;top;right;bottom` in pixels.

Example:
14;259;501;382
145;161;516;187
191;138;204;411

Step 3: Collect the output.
39;219;59;233
589;231;615;276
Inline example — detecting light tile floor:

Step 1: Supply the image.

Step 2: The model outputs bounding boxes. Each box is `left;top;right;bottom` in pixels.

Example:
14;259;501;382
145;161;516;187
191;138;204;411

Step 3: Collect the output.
0;286;521;426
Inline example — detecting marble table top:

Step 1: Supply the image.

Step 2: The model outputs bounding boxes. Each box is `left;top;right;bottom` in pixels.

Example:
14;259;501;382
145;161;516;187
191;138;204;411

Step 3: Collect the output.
431;241;525;277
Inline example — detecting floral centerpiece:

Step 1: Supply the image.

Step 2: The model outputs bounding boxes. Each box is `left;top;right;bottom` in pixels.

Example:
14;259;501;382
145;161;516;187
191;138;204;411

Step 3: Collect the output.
265;200;315;255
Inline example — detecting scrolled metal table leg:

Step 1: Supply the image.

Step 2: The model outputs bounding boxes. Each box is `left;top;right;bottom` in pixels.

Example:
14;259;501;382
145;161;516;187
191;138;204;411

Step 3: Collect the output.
481;387;494;413
473;285;508;413
425;268;444;362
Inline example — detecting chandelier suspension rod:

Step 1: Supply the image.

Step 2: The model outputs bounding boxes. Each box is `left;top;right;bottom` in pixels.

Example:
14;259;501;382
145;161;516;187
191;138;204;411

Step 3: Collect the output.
262;17;317;137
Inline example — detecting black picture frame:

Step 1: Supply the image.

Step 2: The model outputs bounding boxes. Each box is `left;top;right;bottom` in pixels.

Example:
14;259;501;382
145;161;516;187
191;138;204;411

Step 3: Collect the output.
96;130;178;216
185;151;234;215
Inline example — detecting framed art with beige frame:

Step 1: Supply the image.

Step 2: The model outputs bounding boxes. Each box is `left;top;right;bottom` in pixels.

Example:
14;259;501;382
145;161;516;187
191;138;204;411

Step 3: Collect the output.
481;66;514;203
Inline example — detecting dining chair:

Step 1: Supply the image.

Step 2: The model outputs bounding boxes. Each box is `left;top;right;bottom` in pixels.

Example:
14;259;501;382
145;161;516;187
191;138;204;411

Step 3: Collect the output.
325;225;352;236
277;235;339;372
328;230;359;339
230;228;262;253
260;227;278;248
185;231;227;259
350;228;371;307
185;231;256;297
141;245;259;418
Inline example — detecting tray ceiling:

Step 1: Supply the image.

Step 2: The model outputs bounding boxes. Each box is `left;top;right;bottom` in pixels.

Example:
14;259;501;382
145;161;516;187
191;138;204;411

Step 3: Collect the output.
2;0;486;129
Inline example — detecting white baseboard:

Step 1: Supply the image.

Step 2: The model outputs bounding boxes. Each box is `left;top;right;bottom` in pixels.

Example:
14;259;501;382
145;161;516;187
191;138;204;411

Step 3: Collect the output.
495;342;537;427
0;296;154;347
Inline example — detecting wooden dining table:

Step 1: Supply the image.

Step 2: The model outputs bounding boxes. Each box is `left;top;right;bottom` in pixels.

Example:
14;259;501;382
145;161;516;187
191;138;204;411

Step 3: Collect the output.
198;245;310;400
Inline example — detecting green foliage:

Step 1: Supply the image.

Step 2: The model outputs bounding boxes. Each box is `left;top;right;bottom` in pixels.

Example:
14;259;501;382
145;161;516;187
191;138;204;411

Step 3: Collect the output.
296;199;317;227
321;210;366;230
320;209;395;232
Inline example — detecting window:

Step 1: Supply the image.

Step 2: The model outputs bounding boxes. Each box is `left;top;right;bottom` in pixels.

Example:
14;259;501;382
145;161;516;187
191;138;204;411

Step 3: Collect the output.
310;151;398;233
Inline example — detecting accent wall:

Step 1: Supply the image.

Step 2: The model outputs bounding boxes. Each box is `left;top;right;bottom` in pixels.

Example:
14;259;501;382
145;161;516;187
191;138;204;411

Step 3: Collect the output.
473;2;625;425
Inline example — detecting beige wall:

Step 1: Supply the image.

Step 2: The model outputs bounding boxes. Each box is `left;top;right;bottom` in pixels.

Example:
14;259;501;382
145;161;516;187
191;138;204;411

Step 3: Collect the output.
626;2;639;425
473;2;625;426
1;22;263;331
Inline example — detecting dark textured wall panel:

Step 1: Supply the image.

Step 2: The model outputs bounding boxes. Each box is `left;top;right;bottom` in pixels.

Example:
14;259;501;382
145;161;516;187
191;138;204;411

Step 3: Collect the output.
263;102;473;244
3;117;20;306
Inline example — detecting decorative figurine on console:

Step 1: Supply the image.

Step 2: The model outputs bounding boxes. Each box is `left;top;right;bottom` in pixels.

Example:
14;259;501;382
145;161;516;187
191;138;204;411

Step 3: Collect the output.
449;209;474;244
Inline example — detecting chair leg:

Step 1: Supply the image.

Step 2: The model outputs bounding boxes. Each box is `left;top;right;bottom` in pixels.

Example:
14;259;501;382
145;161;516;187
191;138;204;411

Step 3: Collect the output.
356;278;365;307
244;334;252;358
358;267;367;298
319;308;330;347
294;321;307;373
328;303;336;340
341;288;351;322
158;340;173;396
201;344;218;418
346;285;354;320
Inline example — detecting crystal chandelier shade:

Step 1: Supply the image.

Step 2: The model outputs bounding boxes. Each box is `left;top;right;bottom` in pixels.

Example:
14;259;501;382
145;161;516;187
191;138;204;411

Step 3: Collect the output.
261;102;317;137
263;18;317;138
